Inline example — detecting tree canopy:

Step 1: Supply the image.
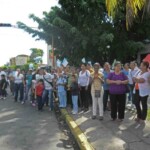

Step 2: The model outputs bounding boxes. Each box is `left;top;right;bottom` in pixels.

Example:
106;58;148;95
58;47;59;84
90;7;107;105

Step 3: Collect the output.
17;0;150;65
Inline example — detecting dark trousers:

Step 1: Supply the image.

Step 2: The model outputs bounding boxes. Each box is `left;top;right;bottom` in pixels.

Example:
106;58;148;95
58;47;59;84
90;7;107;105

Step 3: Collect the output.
14;83;24;102
1;89;6;97
87;85;92;106
134;90;148;120
103;90;110;111
80;86;89;110
67;90;72;107
129;84;135;104
110;94;126;120
37;96;43;110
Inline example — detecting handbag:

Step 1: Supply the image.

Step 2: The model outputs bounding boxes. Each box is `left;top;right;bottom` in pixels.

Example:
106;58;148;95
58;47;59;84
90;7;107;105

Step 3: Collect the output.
95;90;101;98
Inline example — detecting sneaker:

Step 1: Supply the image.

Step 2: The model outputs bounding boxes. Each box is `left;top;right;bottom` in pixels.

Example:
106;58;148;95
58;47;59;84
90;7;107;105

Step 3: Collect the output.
99;116;104;121
92;116;96;119
3;97;6;100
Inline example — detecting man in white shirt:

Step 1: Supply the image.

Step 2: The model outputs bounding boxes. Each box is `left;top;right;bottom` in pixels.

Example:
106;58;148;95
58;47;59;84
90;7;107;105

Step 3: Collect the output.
14;68;24;103
39;68;54;111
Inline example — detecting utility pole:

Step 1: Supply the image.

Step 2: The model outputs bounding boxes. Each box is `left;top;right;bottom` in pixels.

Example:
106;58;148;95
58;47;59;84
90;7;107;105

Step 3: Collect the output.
52;35;55;68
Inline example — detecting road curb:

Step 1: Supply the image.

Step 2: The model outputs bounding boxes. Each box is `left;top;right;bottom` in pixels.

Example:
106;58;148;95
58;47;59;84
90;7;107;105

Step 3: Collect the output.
60;109;95;150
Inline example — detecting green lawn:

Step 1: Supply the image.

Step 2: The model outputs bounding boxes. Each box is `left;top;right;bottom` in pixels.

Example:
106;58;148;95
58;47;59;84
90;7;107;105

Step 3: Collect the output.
147;109;150;121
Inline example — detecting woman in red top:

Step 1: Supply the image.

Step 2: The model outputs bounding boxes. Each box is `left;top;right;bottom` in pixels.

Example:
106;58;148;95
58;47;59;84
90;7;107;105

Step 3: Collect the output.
35;79;44;111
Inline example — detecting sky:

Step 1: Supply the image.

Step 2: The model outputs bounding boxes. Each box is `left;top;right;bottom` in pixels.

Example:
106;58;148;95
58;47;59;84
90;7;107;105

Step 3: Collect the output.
0;0;58;66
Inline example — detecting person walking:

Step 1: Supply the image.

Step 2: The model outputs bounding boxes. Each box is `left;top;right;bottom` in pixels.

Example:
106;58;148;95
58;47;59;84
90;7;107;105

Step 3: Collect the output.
107;61;128;122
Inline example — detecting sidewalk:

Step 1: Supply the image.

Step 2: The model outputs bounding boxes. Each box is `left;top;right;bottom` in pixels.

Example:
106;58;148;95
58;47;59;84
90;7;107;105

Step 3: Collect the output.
66;100;150;150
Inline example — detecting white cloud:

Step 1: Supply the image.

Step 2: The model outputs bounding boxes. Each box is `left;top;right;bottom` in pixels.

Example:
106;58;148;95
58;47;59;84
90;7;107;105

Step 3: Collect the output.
0;0;58;66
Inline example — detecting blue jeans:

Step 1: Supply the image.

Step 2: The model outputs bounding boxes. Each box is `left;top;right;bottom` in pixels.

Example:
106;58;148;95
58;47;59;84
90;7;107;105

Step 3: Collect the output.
72;95;78;113
58;91;67;108
42;89;53;110
14;83;24;102
24;84;31;101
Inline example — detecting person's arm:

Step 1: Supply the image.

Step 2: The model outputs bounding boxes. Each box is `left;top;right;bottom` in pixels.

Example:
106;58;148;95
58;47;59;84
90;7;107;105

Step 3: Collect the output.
134;77;145;83
107;79;117;84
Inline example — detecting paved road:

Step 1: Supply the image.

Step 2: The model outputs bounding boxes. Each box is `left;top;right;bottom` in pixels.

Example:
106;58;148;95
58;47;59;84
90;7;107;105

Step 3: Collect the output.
0;95;73;150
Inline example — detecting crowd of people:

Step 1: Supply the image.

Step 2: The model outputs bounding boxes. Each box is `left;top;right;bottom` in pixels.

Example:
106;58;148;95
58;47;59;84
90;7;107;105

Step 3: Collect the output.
0;60;150;126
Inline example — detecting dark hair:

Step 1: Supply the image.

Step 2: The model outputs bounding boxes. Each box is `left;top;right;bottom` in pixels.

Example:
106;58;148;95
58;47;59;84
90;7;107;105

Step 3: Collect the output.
142;61;149;69
72;75;76;78
1;74;5;78
81;63;87;66
124;63;129;67
38;79;44;83
114;61;121;67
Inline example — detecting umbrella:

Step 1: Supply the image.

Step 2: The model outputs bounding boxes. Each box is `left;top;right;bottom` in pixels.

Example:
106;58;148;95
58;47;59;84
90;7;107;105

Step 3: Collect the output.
143;54;150;63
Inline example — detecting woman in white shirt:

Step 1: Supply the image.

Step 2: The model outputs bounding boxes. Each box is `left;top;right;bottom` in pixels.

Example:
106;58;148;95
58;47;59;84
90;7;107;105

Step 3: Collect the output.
133;61;150;124
78;63;90;112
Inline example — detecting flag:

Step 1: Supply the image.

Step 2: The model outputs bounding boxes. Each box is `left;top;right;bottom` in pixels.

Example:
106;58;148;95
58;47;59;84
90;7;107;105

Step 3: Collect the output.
112;59;116;69
81;58;86;63
56;59;61;67
62;58;68;67
88;61;92;65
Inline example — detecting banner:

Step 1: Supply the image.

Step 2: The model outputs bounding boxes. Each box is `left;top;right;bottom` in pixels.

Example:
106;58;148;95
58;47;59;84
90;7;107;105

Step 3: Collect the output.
15;56;28;66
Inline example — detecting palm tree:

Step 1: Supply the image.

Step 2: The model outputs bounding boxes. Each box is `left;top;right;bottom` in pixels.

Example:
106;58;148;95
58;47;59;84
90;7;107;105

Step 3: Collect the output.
106;0;150;30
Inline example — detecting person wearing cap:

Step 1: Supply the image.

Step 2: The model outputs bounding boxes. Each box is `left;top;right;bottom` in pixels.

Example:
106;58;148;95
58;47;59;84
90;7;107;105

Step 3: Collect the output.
91;63;104;120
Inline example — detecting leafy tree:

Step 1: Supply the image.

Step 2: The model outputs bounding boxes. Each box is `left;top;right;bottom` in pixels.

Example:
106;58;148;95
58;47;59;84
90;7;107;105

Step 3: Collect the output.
17;0;149;65
29;48;44;63
106;0;150;30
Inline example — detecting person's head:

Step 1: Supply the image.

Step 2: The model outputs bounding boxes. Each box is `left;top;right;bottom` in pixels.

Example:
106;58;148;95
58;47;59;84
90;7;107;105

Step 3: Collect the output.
16;68;21;73
140;61;149;72
1;74;5;79
86;63;92;70
104;62;110;71
81;63;87;71
124;63;129;70
93;63;100;72
28;69;32;74
71;75;76;82
130;61;136;70
39;68;45;75
38;79;44;85
114;61;122;72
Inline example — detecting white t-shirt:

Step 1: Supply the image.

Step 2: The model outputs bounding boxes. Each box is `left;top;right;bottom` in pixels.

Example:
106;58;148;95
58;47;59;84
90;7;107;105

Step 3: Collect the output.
43;73;54;90
78;70;90;87
14;73;24;84
137;72;150;97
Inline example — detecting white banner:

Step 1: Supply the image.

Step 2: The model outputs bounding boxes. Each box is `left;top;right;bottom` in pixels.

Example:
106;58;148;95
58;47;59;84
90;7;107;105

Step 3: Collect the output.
15;57;28;66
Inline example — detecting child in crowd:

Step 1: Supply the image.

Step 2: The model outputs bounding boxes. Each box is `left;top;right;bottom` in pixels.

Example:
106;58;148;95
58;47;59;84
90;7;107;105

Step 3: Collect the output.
70;75;79;114
0;75;7;99
35;79;44;111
